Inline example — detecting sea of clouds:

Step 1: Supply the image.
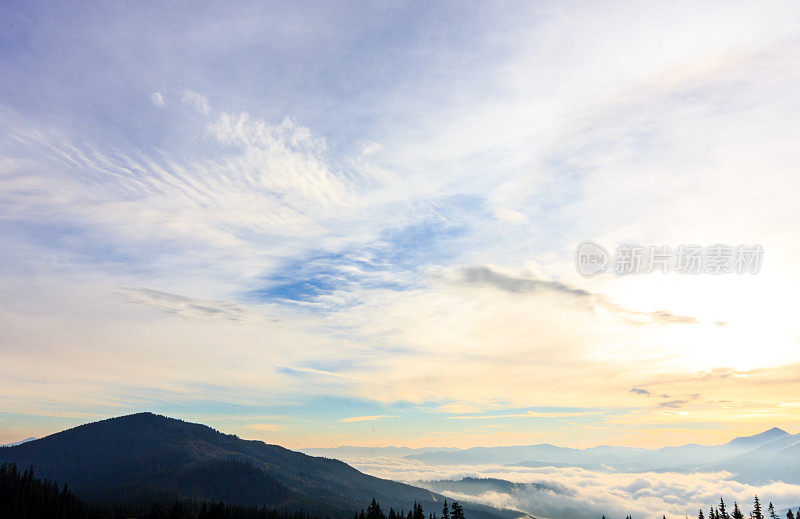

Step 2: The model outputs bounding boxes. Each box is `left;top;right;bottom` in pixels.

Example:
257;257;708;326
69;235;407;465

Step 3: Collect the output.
338;456;800;519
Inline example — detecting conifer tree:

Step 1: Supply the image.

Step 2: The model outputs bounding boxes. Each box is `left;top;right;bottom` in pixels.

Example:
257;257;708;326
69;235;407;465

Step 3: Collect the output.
367;499;384;519
733;503;744;519
769;503;777;519
754;497;764;519
787;510;795;519
700;509;706;519
720;499;730;519
443;500;450;519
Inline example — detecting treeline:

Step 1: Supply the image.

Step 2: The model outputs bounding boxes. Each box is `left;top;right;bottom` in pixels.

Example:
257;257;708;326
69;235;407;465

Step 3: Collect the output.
1;463;463;519
608;495;800;519
1;462;89;518
0;462;311;519
699;496;799;519
353;498;465;519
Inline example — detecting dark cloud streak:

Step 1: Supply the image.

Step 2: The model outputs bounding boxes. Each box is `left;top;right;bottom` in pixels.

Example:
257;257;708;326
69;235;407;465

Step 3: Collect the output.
457;265;702;327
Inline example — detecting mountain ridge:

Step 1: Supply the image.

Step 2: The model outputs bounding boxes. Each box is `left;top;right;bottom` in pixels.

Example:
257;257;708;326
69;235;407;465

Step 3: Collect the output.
0;436;37;447
402;427;799;481
304;428;792;460
0;413;517;519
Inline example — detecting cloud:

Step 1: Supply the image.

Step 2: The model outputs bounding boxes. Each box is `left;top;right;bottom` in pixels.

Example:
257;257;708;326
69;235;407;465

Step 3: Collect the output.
150;92;165;107
181;88;210;115
658;399;689;408
2;0;800;448
334;456;800;519
658;393;701;409
246;423;281;432
116;287;248;321
458;265;593;298
454;265;700;326
447;411;600;420
436;403;490;415
339;415;396;423
360;142;383;156
206;112;347;207
0;106;355;271
493;207;529;225
630;388;651;396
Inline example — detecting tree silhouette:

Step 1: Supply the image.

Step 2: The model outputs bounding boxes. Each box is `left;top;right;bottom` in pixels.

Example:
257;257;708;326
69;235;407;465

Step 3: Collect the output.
367;499;385;519
754;496;764;519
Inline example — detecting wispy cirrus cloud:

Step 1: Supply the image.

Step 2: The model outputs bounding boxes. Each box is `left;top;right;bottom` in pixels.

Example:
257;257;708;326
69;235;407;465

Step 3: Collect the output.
339;415;397;423
0;104;359;280
447;411;601;420
246;423;282;431
181;88;210;115
1;0;800;448
150;92;166;107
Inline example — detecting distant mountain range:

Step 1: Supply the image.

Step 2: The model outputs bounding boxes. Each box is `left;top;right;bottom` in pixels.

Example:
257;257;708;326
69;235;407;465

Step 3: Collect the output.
0;436;36;447
402;427;800;483
0;413;515;519
302;446;460;458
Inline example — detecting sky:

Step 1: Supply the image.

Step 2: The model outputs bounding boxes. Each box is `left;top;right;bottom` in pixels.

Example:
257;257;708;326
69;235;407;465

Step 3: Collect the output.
1;0;800;449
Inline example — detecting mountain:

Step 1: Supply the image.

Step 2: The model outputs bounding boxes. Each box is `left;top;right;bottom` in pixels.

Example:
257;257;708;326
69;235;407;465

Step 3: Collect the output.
0;413;514;519
302;446;458;458
708;432;800;484
406;444;586;466
725;427;790;450
0;436;36;447
407;428;795;477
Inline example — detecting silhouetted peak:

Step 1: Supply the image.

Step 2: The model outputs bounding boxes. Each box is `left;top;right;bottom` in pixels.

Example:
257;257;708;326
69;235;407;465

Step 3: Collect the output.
767;427;789;434
92;412;208;429
726;427;790;448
